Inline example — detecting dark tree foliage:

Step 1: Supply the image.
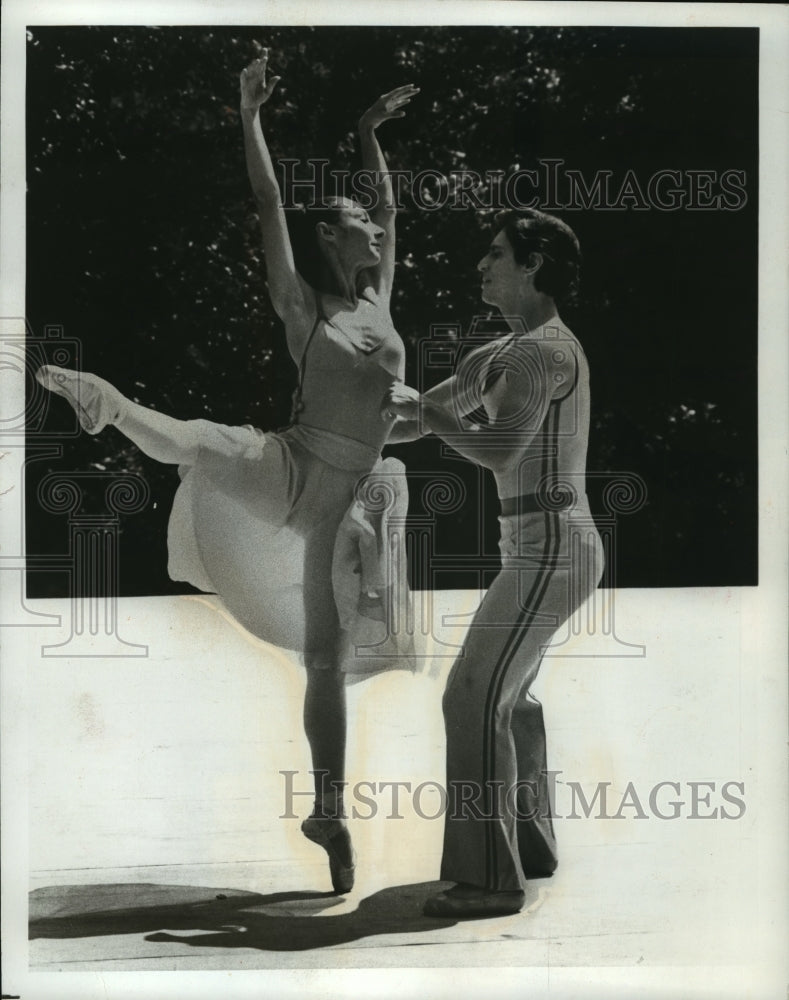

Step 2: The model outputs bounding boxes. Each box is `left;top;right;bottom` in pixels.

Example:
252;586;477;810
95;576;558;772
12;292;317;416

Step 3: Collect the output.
26;25;758;594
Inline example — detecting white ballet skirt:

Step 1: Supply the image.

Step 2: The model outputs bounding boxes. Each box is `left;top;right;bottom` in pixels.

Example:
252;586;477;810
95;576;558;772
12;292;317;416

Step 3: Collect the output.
166;419;415;681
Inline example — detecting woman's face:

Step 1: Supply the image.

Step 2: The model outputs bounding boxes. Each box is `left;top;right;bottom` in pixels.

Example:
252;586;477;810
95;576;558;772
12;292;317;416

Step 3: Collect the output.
322;200;385;270
477;229;527;307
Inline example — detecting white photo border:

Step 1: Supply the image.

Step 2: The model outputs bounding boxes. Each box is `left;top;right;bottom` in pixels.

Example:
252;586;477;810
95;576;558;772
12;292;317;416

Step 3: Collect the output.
2;2;787;998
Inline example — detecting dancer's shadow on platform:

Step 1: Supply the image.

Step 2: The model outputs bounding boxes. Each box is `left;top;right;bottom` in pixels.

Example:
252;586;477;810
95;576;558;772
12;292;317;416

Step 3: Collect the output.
31;879;538;951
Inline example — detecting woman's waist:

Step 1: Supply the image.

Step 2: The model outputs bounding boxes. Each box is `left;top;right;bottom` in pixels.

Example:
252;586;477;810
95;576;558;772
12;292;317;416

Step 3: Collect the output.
299;380;393;423
283;421;383;473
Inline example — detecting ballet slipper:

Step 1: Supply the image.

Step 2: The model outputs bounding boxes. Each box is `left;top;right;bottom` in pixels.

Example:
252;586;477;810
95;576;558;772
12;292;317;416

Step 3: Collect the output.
422;882;525;918
36;365;123;434
301;816;356;894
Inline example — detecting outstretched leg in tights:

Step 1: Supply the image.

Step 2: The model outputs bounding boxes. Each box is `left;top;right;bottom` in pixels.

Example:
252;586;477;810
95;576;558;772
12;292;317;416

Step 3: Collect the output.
37;365;201;464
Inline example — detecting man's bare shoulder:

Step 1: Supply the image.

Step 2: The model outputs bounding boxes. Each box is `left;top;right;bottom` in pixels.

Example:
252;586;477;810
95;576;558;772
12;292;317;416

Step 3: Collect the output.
504;321;581;399
507;322;579;362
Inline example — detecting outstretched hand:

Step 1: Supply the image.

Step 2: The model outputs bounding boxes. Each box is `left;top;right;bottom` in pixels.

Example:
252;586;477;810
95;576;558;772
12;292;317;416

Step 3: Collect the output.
360;84;420;130
240;47;281;110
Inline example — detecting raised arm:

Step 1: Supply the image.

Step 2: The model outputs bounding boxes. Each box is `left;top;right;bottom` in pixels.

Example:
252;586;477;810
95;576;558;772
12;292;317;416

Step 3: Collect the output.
358;85;419;298
240;50;315;352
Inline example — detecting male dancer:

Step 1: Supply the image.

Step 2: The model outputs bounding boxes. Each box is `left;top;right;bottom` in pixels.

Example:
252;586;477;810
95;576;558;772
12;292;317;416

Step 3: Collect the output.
385;208;604;917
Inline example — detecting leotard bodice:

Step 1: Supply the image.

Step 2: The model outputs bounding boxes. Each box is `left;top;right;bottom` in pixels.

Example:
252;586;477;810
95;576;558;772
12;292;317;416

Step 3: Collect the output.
296;295;405;452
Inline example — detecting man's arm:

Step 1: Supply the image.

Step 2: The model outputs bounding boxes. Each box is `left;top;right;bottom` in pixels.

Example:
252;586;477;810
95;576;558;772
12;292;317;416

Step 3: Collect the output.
415;389;550;469
386;418;425;444
385;340;570;468
384;366;482;444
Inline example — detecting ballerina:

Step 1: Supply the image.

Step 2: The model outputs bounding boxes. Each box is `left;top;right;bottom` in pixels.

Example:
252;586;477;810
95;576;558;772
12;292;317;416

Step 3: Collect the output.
37;49;419;894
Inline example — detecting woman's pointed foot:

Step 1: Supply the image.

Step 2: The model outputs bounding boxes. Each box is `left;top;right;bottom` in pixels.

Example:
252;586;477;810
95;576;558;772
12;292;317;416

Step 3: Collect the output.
36;365;121;434
301;816;356;894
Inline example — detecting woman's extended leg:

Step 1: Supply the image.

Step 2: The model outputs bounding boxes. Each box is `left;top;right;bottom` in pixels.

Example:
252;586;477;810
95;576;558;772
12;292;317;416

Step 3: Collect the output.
37;365;201;465
115;404;201;466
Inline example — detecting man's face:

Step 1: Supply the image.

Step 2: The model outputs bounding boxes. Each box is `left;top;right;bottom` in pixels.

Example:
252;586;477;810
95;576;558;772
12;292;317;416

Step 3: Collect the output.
477;229;524;307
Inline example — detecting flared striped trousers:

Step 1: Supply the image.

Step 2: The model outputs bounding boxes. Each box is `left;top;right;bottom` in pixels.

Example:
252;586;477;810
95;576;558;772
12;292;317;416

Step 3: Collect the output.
440;501;604;891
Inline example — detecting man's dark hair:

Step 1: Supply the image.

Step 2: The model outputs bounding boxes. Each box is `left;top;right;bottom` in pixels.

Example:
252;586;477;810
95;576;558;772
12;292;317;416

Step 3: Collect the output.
494;208;581;302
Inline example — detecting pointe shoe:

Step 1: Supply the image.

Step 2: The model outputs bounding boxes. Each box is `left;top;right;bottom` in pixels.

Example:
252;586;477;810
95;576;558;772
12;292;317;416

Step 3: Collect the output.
301;816;356;894
423;883;525;918
36;365;122;434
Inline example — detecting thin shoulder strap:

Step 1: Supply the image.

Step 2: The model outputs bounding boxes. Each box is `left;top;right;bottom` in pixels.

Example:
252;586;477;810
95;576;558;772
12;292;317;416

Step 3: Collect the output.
288;292;326;425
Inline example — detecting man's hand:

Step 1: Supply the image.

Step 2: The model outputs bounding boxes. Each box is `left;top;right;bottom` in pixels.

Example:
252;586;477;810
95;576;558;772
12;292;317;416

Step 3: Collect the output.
382;382;422;421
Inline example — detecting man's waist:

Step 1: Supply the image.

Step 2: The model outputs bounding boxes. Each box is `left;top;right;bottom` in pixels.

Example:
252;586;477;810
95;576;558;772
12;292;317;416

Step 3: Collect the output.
499;487;587;516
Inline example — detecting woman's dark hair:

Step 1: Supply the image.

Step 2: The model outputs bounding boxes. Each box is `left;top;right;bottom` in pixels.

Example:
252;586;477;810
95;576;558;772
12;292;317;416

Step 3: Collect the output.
494;208;581;302
286;198;347;294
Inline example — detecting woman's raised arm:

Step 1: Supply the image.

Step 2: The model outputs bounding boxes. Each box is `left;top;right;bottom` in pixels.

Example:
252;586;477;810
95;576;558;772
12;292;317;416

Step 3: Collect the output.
358;85;419;298
240;49;314;348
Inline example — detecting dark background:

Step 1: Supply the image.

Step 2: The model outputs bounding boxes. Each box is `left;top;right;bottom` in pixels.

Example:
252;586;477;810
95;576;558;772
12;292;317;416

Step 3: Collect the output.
25;25;758;595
